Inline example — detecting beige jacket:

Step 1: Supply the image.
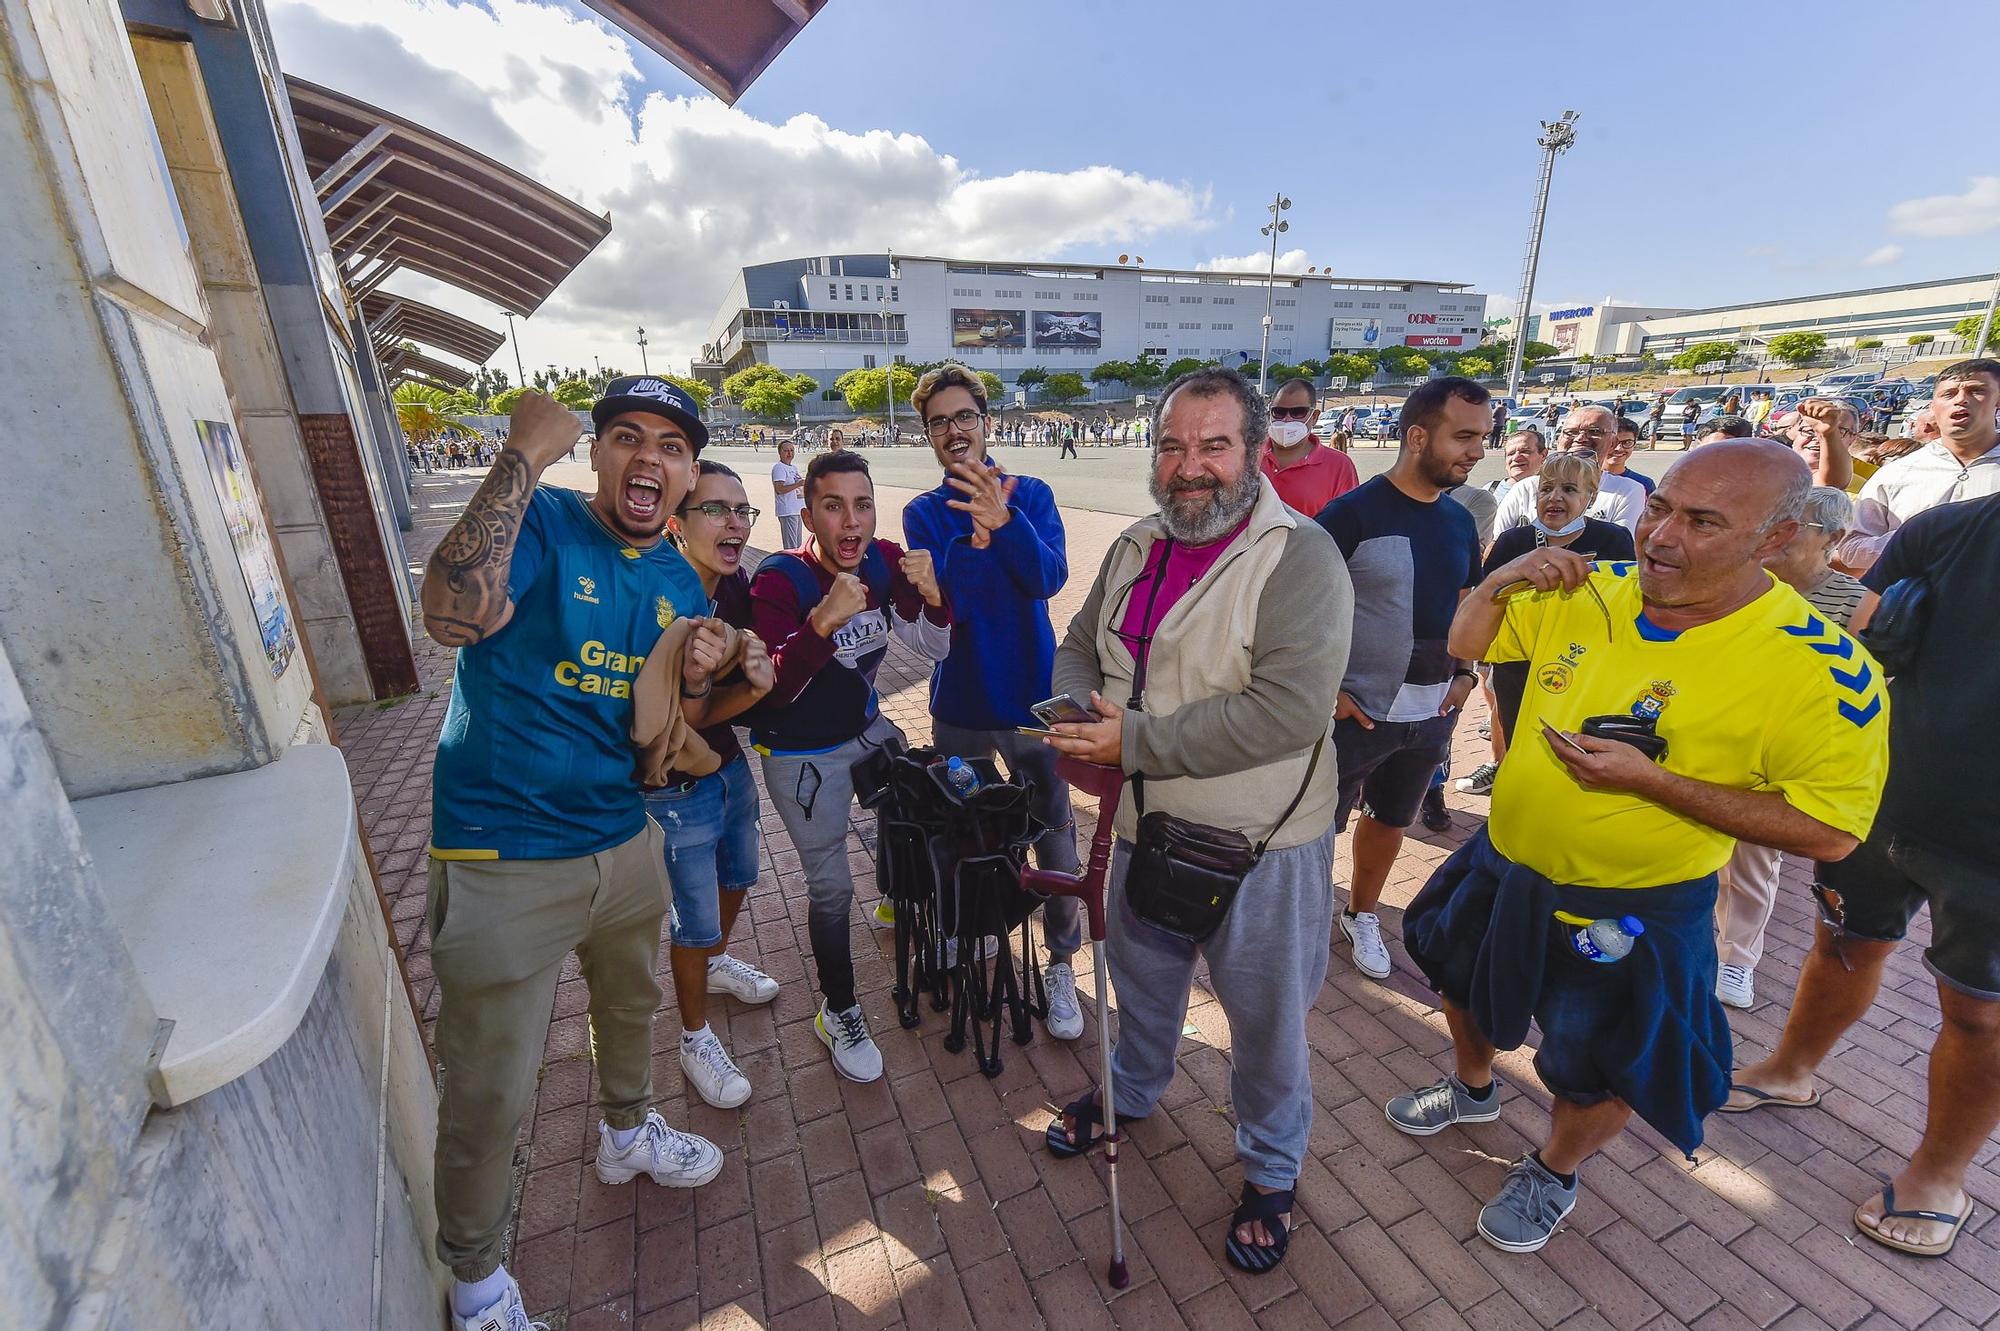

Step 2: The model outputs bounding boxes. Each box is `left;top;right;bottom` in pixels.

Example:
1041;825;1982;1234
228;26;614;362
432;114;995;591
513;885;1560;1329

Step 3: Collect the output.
631;618;751;788
1052;478;1354;850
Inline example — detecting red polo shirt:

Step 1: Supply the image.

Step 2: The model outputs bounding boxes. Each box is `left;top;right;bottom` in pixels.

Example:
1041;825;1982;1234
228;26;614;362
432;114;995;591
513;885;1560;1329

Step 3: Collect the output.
1259;440;1359;517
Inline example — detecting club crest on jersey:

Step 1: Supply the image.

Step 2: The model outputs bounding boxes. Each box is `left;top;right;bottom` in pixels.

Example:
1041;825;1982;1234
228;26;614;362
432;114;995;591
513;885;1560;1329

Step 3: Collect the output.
574;576;600;605
1630;680;1676;722
656;596;675;628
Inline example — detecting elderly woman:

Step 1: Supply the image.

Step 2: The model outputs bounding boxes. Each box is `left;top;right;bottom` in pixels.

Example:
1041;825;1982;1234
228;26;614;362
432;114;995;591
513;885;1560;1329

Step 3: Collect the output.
1454;453;1636;796
1780;396;1859;490
1712;486;1869;1010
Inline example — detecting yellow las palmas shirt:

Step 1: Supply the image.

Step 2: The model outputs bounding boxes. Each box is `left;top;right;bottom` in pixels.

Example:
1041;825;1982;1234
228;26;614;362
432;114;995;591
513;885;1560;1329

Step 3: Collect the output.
1487;563;1889;889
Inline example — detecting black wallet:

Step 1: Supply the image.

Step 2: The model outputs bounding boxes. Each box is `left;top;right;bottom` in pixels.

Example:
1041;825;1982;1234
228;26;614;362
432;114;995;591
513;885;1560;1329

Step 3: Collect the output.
1580;713;1668;762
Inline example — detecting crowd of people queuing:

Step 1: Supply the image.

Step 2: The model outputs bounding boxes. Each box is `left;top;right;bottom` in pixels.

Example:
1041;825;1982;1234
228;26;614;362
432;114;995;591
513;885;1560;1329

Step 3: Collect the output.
415;353;1998;1329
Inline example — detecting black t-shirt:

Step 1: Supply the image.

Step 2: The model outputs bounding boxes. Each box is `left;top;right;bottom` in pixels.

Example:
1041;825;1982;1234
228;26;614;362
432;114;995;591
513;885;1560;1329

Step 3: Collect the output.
1482;520;1638;738
1862;492;2000;861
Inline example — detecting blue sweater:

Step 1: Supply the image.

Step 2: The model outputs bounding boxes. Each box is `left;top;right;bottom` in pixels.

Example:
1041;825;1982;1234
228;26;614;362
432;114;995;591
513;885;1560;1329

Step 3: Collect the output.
1403;828;1731;1157
902;470;1068;730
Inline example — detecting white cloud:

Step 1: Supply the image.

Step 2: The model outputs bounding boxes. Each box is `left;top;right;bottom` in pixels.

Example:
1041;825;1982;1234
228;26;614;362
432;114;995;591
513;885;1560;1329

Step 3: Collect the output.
1862;244;1904;267
1197;248;1311;274
268;0;1214;374
1887;176;2000;238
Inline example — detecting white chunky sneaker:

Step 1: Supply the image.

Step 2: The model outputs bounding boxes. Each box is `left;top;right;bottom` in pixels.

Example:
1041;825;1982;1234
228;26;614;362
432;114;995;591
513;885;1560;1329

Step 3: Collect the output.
706;952;779;1004
1043;962;1084;1040
1340;910;1393;980
680;1029;752;1109
1716;963;1756;1010
453;1277;546;1331
594;1110;723;1188
816;1000;884;1082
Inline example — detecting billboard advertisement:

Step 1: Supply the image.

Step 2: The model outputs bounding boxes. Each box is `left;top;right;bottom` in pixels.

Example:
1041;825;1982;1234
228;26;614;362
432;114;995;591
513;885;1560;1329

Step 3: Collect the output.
1550;321;1582;354
1031;310;1102;349
951;308;1025;349
1329;316;1383;350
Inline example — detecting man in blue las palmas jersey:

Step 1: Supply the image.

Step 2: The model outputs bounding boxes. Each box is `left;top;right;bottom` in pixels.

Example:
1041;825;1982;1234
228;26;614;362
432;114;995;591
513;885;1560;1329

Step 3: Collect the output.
421;382;739;1331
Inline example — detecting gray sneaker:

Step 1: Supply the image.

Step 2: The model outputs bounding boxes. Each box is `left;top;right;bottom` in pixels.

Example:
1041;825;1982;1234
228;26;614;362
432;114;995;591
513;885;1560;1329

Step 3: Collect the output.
1477;1155;1578;1253
1385;1074;1503;1136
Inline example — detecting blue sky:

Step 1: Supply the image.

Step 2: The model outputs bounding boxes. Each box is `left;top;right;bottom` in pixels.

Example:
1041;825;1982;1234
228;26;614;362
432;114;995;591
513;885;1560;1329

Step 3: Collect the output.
276;0;2000;371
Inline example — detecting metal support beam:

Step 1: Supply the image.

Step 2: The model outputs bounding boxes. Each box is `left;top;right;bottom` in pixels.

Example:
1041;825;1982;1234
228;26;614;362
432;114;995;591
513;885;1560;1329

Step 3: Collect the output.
321;152;392;217
336;214;396;265
311;123;391;198
328;188;398;247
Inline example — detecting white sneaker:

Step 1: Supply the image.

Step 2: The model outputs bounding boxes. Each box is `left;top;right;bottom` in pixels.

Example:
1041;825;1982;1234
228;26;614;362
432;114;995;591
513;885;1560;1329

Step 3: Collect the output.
594;1110;723;1188
1340;911;1393;980
453;1276;546;1331
816;1000;884;1082
1044;961;1084;1041
706;953;779;1004
1716;963;1756;1009
680;1029;752;1109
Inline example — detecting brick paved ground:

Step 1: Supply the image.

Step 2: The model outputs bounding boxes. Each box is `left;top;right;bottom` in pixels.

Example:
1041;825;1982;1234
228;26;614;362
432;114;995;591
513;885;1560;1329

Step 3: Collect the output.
335;463;2000;1331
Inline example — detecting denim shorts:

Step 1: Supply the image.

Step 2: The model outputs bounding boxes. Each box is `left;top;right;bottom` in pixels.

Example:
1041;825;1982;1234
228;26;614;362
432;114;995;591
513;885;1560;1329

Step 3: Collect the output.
1817;828;2000;1000
1332;713;1455;832
642;753;761;948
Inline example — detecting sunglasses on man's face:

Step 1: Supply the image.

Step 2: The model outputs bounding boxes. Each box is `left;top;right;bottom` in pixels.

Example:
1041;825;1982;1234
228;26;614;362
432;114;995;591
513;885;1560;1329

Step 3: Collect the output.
1269;405;1313;421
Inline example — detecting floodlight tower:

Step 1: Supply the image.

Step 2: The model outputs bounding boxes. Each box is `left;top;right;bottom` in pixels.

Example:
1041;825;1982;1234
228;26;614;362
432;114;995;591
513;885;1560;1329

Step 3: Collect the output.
1259;192;1291;394
1505;111;1579;402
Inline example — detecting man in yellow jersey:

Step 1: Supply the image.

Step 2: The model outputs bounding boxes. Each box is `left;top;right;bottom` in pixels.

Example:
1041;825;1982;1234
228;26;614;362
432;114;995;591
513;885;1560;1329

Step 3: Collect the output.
1382;441;1889;1255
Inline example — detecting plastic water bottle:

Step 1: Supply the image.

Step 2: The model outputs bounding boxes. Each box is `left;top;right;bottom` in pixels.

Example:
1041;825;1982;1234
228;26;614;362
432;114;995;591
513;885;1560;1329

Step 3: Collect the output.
1572;915;1645;963
944;757;980;798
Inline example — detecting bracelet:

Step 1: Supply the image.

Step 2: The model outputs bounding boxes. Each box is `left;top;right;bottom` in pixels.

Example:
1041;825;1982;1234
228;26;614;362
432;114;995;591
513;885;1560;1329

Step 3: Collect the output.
1451;668;1480;683
680;679;712;699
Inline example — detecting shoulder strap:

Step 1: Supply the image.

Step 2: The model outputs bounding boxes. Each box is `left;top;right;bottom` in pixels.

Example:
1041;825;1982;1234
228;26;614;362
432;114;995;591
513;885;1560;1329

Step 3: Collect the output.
861;541;894;605
765;551;824;616
1253;737;1324;857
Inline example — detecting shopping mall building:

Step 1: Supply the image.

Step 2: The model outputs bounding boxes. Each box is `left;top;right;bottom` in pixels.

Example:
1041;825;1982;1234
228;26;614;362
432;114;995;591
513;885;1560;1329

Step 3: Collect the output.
695;253;1490;398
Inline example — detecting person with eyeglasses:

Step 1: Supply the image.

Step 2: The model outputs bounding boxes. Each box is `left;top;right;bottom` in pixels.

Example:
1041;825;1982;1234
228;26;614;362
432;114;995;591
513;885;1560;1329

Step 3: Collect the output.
1259;377;1359;515
900;363;1088;1040
1390;441;1886;1256
637;462;783;1110
1494;405;1647;535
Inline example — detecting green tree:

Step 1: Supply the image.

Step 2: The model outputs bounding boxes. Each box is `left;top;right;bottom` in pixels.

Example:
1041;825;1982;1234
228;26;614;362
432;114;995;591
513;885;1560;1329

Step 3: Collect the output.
722;363;788;402
1908;333;1936;347
1295;358;1324;379
1766;331;1827;366
392;382;474;438
1853;338;1884;351
1480;338;1559;371
551;378;595;409
1129;356;1167;391
724;363;819;420
1162;357;1209;380
1952;315;2000;351
1014;365;1050;403
489;386;529;415
1456;356;1496;378
1090;360;1135;388
1380;348;1432;377
1323;352;1377;383
1042;372;1088;405
1264;363;1300;384
977;370;1005;404
1670;340;1737;372
662;373;714;407
834;364;919;414
440;388;484;416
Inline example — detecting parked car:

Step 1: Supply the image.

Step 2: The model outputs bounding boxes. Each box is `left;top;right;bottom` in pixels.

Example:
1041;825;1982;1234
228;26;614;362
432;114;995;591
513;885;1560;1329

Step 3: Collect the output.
1816;370;1885;393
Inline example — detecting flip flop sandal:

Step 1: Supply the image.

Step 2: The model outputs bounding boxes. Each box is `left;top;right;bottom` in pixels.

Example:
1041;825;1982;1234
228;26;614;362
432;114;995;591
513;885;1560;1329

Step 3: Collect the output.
1855;1185;1973;1258
1042;1094;1145;1159
1716;1081;1822;1114
1224;1182;1295;1275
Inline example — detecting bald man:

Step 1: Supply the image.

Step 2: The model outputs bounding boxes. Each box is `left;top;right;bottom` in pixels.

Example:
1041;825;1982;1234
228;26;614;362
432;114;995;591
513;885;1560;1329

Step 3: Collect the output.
1383;443;1890;1255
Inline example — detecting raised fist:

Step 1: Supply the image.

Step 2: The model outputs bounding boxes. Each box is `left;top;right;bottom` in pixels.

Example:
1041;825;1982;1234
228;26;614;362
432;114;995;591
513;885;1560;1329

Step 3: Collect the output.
811;572;869;637
899;548;942;607
739;630;775;695
506;391;583;472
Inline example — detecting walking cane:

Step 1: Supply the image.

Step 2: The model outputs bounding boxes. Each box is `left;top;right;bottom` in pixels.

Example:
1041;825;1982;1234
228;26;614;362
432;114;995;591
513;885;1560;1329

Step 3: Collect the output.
1020;755;1130;1289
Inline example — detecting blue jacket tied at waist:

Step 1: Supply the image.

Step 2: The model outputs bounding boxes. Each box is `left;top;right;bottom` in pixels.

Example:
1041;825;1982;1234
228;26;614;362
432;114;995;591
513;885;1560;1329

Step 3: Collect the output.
1404;828;1732;1156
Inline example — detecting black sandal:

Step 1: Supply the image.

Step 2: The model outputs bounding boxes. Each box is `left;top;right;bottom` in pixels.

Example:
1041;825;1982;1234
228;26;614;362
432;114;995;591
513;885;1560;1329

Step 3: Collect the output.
1224;1182;1295;1274
1043;1093;1144;1159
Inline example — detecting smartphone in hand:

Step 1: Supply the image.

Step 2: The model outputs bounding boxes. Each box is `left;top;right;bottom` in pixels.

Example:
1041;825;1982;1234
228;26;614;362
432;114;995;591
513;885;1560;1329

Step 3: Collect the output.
1031;691;1100;728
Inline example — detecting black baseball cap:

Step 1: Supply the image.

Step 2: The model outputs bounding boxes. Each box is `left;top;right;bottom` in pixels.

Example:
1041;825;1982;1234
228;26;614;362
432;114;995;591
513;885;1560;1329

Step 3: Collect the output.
591;376;709;454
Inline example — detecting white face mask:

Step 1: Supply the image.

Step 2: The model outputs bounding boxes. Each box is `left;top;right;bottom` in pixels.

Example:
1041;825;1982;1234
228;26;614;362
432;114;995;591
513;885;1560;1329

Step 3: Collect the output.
1269;421;1310;447
1533;512;1588;539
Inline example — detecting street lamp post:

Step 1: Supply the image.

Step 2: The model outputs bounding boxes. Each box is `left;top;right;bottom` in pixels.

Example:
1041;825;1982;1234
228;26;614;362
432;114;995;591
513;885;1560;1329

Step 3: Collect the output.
635;326;649;374
1505;111;1580;403
1971;272;2000;357
880;294;895;445
505;311;526;386
1259;192;1291;396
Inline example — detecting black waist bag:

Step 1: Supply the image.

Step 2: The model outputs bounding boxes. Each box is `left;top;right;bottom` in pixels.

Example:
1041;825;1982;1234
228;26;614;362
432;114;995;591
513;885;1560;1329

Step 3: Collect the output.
1126;741;1321;943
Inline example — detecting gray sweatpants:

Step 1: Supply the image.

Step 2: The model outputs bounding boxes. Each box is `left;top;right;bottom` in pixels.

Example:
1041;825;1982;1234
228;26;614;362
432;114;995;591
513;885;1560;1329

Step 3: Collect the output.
931;719;1083;962
759;713;904;1012
1104;827;1336;1188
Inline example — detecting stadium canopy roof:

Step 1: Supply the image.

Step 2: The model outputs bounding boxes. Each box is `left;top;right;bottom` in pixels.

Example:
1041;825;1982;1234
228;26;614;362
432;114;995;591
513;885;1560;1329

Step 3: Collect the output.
577;0;825;104
383;346;476;391
287;76;611;318
360;291;504;368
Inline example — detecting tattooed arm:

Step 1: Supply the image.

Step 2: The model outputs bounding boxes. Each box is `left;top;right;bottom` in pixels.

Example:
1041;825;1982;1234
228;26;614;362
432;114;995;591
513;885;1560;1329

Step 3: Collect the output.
421;392;582;646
